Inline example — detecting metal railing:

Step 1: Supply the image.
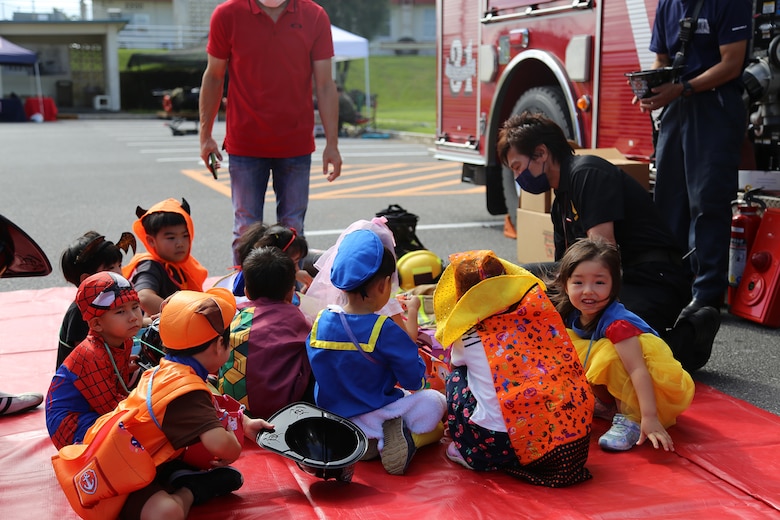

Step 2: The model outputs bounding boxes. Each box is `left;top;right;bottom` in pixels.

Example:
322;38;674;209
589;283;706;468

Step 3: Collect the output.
117;24;208;50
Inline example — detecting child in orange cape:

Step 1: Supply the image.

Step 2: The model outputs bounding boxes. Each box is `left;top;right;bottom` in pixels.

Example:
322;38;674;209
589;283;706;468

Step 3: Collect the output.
123;198;208;315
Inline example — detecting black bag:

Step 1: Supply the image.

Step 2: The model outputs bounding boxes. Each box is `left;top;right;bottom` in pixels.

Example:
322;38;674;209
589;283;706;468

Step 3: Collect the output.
375;204;426;258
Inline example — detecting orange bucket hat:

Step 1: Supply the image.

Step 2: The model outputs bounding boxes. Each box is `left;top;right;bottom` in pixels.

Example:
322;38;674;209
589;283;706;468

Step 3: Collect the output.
159;288;237;350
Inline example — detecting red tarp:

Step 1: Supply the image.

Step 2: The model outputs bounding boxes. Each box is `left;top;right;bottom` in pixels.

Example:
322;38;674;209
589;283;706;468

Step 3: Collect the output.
1;285;779;519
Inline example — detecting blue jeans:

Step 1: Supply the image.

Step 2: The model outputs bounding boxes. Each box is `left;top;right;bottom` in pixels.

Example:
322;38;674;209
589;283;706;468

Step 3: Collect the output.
228;154;312;264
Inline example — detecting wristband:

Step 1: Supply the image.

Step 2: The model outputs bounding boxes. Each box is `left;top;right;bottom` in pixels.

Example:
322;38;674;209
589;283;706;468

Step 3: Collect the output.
681;80;694;97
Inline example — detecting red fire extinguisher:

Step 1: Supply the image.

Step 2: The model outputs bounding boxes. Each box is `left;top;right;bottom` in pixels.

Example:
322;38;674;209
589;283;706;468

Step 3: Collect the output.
728;188;767;304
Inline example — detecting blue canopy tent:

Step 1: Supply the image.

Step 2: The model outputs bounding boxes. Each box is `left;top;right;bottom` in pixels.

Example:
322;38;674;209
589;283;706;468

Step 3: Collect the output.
0;36;44;119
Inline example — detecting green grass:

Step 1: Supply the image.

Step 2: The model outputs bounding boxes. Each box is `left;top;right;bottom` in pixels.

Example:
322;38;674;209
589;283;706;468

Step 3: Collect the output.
342;55;436;134
118;48;169;70
119;50;437;134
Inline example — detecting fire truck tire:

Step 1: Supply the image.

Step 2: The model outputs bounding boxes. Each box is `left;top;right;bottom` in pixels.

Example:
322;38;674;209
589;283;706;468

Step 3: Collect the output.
503;86;573;228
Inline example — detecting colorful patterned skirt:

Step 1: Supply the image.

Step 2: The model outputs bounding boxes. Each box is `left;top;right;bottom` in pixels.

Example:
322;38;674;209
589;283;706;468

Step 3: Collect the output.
447;366;592;487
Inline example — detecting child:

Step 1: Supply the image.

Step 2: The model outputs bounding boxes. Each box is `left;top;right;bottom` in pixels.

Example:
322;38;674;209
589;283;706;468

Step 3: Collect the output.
219;246;315;419
57;230;136;367
56;288;274;519
46;271;143;449
306;229;446;475
123;198;208;316
212;221;268;305
550;238;695;452
228;223;312;300
306;217;420;340
434;250;593;487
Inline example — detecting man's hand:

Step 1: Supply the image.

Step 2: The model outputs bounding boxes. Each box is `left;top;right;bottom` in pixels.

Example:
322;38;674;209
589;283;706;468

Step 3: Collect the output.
322;144;342;182
637;82;683;113
200;137;222;170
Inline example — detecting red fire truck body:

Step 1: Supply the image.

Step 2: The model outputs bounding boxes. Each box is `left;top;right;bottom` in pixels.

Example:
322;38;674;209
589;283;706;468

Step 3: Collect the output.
435;0;660;215
436;0;780;218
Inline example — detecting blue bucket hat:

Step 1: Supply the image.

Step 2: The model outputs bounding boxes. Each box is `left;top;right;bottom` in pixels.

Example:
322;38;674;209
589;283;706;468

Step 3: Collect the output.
331;229;384;291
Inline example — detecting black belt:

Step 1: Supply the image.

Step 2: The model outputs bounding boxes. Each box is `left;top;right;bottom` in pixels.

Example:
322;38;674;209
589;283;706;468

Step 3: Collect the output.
624;249;682;268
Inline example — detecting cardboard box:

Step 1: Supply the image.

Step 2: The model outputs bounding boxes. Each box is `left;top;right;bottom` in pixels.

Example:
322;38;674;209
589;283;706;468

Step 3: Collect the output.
516;209;556;263
574;148;650;190
520;189;555;213
738;170;780;194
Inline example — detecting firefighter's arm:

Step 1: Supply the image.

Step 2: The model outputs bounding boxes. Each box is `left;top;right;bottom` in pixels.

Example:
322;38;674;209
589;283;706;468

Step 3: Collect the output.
651;53;672;69
640;40;748;110
199;54;227;165
684;40;748;93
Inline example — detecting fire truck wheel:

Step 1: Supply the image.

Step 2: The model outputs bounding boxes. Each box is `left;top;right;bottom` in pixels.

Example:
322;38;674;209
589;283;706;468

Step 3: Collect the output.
503;86;574;228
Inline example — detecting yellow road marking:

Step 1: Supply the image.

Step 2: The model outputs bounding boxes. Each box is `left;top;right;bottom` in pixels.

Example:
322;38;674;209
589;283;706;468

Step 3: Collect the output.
181;163;483;199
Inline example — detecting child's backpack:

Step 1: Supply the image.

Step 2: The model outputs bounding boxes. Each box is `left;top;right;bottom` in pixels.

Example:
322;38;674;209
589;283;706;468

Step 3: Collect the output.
375;204;426;258
51;409;156;519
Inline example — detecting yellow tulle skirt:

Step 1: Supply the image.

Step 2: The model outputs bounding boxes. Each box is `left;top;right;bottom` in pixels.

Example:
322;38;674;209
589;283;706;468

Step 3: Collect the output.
568;330;694;427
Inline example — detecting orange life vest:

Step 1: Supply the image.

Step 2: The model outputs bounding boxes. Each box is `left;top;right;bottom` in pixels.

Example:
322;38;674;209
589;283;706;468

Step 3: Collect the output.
53;359;209;519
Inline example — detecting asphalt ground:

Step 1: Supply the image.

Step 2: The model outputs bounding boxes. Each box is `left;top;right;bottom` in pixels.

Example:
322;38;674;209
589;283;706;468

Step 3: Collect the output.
0;117;777;416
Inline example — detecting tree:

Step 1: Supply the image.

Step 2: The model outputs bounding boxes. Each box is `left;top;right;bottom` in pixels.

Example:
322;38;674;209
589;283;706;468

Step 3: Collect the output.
316;0;390;88
316;0;390;41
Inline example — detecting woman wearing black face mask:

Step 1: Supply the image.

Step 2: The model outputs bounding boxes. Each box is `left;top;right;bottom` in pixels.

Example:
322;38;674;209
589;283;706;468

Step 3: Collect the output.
496;112;720;374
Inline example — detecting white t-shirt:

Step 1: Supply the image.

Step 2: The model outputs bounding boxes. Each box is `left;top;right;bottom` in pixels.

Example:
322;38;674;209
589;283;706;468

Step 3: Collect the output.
449;328;506;432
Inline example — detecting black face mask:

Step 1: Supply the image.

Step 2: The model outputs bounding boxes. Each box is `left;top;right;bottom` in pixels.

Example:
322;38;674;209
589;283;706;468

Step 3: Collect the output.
515;160;550;194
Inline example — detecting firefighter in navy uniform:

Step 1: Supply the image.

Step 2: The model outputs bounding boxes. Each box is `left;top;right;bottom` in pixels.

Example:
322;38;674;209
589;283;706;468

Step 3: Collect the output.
497;113;720;372
640;0;752;323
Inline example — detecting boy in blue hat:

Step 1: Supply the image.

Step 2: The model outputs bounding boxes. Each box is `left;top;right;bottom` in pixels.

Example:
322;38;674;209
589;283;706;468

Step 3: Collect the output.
306;229;446;475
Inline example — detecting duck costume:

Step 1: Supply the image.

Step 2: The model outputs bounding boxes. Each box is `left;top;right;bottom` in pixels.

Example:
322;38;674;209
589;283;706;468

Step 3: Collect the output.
122;198;208;292
435;250;593;487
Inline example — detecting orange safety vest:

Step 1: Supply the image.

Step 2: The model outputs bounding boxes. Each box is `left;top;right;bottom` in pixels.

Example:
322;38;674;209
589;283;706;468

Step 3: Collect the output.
53;359;210;519
84;359;209;464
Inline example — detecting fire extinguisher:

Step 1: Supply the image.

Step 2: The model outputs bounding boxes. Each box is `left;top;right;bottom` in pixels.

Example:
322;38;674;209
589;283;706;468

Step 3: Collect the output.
728;187;767;303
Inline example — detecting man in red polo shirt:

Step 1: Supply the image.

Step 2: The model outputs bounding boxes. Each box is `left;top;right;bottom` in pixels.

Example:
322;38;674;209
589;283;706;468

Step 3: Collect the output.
199;0;342;265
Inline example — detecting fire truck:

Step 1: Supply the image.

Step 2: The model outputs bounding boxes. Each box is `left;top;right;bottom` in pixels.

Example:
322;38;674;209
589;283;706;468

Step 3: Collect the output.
435;0;780;224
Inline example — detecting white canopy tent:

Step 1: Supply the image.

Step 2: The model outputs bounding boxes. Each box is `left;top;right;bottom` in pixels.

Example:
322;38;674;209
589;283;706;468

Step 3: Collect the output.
127;25;370;113
331;25;370;113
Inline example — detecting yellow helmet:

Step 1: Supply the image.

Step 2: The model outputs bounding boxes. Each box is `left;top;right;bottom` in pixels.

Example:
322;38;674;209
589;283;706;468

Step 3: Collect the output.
397;250;444;291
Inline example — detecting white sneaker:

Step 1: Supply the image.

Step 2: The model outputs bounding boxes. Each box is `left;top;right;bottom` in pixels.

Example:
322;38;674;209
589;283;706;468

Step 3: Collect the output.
0;392;44;416
598;414;640;451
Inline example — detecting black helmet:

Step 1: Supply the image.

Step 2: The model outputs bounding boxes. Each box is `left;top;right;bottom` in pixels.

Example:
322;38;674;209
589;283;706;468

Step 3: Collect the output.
257;402;368;482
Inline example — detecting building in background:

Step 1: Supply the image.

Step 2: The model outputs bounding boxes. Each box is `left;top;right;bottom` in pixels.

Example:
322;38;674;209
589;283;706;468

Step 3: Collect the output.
0;0;436;115
374;0;435;56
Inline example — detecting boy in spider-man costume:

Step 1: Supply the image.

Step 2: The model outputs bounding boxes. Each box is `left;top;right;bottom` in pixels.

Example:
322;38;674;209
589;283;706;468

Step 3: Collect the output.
46;271;143;449
123;198;208;316
56;230;136;368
